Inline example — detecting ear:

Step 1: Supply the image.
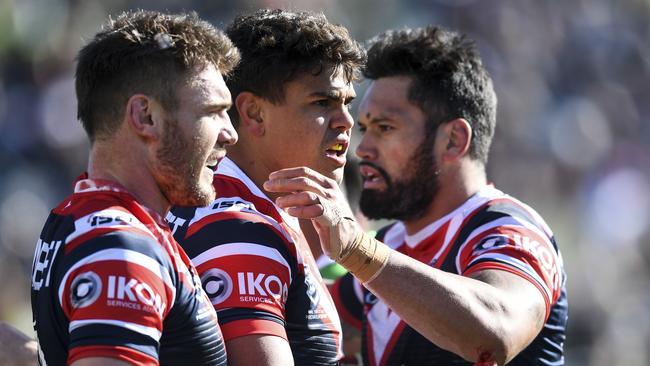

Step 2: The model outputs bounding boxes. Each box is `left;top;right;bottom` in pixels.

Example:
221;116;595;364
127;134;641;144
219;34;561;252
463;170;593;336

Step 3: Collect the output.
124;94;163;141
235;92;265;137
440;118;472;163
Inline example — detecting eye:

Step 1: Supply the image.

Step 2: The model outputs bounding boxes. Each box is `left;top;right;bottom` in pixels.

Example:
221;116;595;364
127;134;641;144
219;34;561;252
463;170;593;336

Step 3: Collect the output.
378;124;393;132
358;125;367;133
314;99;330;107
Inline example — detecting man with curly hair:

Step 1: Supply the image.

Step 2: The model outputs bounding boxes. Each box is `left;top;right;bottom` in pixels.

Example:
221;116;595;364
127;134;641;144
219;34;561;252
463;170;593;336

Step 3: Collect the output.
265;26;568;365
169;8;365;366
31;10;239;366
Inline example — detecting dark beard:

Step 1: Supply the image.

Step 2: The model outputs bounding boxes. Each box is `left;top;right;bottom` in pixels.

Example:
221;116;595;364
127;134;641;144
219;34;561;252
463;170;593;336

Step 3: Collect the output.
156;118;215;207
359;132;439;222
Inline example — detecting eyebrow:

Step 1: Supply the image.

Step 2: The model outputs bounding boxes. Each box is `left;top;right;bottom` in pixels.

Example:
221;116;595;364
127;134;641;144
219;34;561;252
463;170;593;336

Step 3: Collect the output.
203;101;232;111
310;90;356;103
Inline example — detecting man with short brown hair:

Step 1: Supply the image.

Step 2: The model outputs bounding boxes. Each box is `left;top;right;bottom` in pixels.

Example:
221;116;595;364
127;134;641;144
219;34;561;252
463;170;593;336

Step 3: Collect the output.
31;10;239;366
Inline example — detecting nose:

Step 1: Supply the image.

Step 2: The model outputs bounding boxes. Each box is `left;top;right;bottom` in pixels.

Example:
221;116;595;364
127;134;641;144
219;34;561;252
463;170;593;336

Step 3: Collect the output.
355;133;377;161
220;115;239;146
330;106;355;132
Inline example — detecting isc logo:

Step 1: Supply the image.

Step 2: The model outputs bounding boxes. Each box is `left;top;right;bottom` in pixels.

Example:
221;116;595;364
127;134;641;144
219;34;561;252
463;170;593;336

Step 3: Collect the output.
237;272;288;302
107;275;166;314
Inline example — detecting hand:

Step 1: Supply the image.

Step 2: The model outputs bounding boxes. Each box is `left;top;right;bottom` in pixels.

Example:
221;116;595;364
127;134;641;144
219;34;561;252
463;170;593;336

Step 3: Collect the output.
263;167;360;259
0;321;37;366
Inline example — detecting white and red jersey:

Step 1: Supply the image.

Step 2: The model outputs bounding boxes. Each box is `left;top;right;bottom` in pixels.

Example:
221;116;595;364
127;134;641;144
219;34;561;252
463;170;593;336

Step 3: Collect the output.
170;158;343;365
333;185;568;366
31;178;226;366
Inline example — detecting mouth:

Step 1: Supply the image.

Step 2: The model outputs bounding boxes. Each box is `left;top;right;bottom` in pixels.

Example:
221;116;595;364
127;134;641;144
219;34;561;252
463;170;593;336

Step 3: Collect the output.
359;163;387;190
205;149;227;169
324;140;349;165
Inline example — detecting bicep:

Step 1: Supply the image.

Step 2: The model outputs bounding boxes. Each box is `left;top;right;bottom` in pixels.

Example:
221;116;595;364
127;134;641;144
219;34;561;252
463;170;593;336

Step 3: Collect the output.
225;334;294;366
469;269;546;335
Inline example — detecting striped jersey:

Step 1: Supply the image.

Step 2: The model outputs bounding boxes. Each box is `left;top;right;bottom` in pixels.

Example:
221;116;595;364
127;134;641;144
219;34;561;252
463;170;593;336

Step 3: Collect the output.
169;158;343;365
31;178;226;366
333;185;568;366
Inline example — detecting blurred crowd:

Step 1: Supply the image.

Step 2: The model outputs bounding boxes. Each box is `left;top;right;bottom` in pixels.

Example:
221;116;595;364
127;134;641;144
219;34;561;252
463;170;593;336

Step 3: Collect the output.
1;0;649;365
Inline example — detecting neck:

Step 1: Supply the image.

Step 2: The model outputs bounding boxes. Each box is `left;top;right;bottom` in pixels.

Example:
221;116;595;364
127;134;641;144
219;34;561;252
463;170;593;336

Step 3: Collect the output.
227;140;281;201
403;162;488;235
87;139;170;216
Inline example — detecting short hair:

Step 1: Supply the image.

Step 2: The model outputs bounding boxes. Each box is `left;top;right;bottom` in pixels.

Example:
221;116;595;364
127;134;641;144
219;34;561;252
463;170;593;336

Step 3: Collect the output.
365;26;497;164
225;9;366;127
76;10;240;142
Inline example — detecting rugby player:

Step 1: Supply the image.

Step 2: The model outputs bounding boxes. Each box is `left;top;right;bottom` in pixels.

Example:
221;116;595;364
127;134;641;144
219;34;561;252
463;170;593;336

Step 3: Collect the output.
265;26;568;365
168;9;364;366
31;10;239;365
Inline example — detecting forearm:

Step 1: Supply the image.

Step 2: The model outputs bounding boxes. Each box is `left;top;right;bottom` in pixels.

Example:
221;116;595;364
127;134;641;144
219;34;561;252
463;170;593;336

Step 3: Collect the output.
363;250;535;364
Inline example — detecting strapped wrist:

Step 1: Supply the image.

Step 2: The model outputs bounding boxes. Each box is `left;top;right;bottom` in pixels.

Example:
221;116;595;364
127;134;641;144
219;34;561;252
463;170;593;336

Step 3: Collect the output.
337;231;391;283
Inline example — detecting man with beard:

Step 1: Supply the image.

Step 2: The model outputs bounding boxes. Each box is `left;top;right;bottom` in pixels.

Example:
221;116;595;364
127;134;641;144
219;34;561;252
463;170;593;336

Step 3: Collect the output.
168;9;365;366
265;26;567;365
30;11;239;366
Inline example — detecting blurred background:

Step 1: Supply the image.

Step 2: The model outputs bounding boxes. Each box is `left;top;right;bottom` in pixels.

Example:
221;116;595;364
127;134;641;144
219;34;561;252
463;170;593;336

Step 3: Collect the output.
0;0;649;364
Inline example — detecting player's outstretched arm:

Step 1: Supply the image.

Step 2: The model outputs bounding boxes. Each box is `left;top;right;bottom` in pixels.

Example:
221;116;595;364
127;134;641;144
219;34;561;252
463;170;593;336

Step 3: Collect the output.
265;167;546;365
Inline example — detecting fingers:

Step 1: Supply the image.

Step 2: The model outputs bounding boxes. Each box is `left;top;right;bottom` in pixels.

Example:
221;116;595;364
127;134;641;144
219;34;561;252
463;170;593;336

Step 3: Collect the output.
264;176;328;196
276;191;322;210
267;167;336;189
274;191;326;219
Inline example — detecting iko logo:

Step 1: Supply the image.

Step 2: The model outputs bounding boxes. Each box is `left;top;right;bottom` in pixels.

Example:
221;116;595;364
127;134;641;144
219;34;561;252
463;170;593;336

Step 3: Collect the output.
237;272;288;302
201;269;233;305
475;235;510;252
107;275;166;314
364;291;378;305
70;271;102;308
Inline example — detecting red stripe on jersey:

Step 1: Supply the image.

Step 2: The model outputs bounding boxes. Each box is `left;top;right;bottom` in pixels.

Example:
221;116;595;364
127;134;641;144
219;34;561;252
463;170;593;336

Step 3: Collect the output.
213;174;283;223
365;319;407;366
331;279;362;330
220;318;288;342
61;259;172;330
69;345;158;366
457;225;561;309
403;221;449;265
425;202;491;269
378;322;407;366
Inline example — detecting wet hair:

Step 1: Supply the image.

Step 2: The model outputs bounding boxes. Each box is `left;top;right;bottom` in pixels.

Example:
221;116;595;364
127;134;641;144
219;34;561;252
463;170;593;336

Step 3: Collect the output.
225;8;365;127
76;10;240;142
365;26;497;164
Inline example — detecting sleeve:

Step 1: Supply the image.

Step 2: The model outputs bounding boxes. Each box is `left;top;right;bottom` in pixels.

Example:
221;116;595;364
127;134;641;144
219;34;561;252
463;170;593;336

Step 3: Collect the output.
457;222;563;319
180;213;295;342
331;273;364;330
59;231;176;366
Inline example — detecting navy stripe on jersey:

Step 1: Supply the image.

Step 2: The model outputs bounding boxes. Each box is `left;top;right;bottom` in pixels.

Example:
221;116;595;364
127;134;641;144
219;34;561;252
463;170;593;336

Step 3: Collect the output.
62;231;175;277
70;324;158;359
439;208;507;272
217;307;286;327
180;217;295;272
